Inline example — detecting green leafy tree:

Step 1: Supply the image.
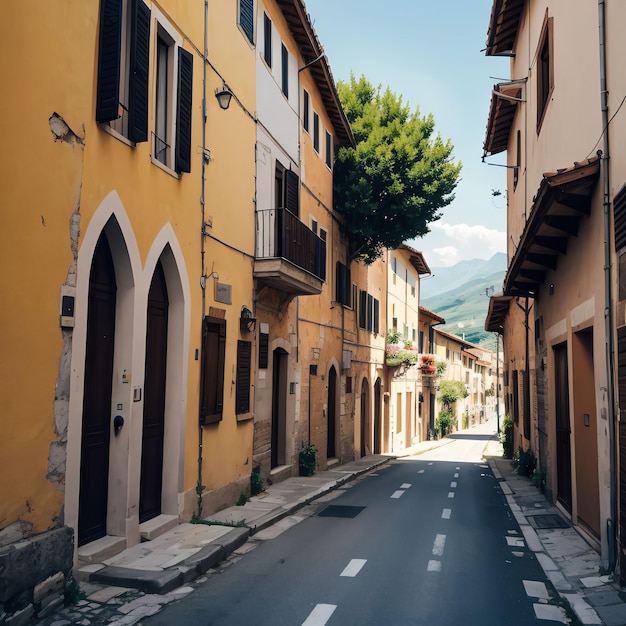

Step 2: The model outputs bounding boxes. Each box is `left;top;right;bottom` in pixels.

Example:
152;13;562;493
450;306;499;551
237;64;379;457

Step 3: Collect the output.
334;75;462;262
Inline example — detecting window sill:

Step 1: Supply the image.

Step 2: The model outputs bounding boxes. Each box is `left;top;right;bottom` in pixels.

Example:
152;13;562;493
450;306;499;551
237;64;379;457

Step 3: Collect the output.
150;155;181;179
99;123;136;148
236;411;253;423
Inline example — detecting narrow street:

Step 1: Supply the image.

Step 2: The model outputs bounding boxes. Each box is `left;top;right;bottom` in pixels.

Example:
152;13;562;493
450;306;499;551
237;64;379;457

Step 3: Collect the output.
139;421;579;626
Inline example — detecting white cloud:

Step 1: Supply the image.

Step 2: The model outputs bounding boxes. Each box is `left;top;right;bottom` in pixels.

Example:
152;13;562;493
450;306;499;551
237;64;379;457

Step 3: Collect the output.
431;246;459;266
424;223;506;266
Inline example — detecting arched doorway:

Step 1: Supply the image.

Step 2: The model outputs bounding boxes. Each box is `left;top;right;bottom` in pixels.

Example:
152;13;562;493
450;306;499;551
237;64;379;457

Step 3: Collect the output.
374;378;382;454
360;378;370;457
271;348;288;468
327;366;337;458
78;233;116;546
139;260;169;523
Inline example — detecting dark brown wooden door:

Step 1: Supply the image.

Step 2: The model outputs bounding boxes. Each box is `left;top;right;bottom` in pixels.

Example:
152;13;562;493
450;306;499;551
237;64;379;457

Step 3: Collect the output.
374;379;381;454
78;234;116;546
327;366;337;458
360;378;369;457
139;262;168;523
271;349;287;468
554;342;572;512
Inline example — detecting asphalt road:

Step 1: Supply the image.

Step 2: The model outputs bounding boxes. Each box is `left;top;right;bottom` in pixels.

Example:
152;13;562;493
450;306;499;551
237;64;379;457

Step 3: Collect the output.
141;422;576;625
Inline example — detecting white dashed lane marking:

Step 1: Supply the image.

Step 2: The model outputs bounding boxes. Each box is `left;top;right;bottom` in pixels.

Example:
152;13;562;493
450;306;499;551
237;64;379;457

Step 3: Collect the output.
432;534;446;557
340;559;367;577
400;483;412;489
447;492;455;499
450;481;457;488
417;469;425;474
391;490;404;499
454;473;459;478
427;560;442;572
442;508;452;519
302;604;337;626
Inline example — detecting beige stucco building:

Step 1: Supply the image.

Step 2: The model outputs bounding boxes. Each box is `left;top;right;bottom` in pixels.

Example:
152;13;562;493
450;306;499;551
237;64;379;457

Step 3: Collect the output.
483;0;626;573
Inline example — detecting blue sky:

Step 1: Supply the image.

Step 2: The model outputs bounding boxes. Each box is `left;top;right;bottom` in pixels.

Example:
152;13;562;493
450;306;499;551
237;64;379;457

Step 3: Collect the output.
305;0;510;267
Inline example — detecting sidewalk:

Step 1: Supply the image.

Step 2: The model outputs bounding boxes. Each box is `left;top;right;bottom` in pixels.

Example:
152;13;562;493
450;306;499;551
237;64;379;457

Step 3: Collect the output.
484;438;626;626
31;433;626;626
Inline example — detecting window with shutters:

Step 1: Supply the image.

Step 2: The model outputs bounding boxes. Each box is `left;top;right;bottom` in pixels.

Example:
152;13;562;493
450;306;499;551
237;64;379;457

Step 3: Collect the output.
313;112;320;153
281;43;289;98
536;12;553;133
336;262;351;306
302;89;310;133
199;317;226;425
96;0;150;143
238;0;254;44
151;11;193;174
263;13;272;67
236;341;252;416
275;163;299;216
325;130;332;168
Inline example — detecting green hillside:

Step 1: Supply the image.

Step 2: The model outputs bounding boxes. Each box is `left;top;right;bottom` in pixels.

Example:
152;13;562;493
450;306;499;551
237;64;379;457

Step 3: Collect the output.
421;269;506;350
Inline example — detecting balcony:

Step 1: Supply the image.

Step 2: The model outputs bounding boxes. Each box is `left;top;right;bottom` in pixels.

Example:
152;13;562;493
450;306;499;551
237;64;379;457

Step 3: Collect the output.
254;208;325;296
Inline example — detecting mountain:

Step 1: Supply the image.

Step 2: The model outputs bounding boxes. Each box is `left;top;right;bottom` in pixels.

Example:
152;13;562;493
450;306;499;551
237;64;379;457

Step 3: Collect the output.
420;253;507;349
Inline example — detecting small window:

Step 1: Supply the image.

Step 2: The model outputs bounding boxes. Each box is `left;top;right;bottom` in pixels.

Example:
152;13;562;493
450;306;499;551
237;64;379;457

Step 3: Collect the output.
536;12;553;132
325;130;332;168
154;31;172;166
281;43;289;98
410;284;416;297
359;290;367;329
303;90;310;132
236;340;252;415
238;0;254;44
313;112;319;153
336;262;351;306
514;129;521;190
392;316;398;331
263;13;272;67
351;283;357;312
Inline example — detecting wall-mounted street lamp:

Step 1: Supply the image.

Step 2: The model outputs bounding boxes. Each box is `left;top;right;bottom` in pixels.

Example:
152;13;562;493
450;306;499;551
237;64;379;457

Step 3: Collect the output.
240;306;256;332
215;82;233;110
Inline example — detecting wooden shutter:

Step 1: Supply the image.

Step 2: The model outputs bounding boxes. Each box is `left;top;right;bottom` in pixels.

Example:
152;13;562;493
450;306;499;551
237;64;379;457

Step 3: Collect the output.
359;290;367;328
128;0;150;143
95;0;122;122
239;0;254;44
259;330;269;369
176;48;193;173
200;317;226;424
285;169;299;216
336;262;351;306
615;184;626;251
367;294;374;331
373;298;380;333
236;341;252;414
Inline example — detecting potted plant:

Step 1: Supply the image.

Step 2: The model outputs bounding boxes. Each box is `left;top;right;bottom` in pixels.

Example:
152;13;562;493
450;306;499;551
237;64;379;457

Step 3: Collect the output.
299;443;318;476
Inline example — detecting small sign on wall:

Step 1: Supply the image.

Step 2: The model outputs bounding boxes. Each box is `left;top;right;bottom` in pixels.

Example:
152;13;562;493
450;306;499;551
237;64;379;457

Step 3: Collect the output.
215;282;232;305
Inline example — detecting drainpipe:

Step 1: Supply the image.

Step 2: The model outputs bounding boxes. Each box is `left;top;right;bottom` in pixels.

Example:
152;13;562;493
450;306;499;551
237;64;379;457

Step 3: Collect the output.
196;0;209;520
598;0;617;573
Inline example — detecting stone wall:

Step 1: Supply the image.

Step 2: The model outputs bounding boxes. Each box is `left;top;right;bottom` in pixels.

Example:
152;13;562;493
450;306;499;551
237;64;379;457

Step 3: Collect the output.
0;526;74;624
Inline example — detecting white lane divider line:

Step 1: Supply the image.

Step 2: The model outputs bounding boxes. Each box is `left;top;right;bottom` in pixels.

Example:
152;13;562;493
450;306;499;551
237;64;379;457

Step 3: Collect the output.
417;469;425;474
432;534;446;557
450;481;457;488
340;559;367;577
400;483;412;489
302;604;337;626
456;466;460;470
441;508;452;519
454;472;459;478
391;490;404;499
447;492;455;499
428;462;434;465
427;560;442;572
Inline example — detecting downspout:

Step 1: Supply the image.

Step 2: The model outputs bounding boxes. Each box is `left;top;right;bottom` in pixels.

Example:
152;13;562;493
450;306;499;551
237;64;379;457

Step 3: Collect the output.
598;0;617;573
196;0;209;519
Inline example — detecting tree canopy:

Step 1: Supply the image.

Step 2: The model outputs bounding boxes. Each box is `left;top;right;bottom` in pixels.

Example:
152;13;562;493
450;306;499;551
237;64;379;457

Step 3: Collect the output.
334;75;462;263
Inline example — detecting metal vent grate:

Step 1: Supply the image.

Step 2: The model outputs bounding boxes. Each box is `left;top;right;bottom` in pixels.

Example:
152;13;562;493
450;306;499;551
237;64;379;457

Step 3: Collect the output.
317;505;365;518
527;514;570;529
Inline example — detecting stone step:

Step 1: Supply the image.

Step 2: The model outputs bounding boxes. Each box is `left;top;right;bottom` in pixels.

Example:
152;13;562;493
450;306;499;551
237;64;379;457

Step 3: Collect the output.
139;514;179;542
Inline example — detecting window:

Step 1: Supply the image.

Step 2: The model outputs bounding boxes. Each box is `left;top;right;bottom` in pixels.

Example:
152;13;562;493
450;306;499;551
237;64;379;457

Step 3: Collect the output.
536;12;553;132
200;317;226;425
410;284;416;297
392;317;398;331
325;130;332;168
303;90;310;132
258;329;269;369
263;13;272;67
514;129;521;190
95;1;193;172
336;262;351;306
418;330;424;352
239;0;254;44
236;340;252;415
281;43;289;98
96;0;150;143
359;290;379;332
313;112;319;153
359;290;367;329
